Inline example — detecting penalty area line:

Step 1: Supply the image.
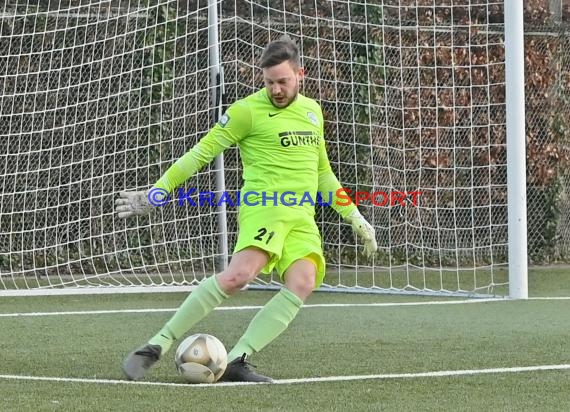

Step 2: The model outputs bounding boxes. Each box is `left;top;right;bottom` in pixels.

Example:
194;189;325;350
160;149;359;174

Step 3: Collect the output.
1;364;569;388
0;298;505;318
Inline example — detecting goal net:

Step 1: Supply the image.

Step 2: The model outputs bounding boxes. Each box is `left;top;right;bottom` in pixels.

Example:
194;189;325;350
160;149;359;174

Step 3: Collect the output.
0;0;513;296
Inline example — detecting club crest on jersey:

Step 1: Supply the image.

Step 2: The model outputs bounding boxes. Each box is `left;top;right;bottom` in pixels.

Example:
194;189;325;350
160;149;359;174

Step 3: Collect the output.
307;112;318;126
218;113;230;128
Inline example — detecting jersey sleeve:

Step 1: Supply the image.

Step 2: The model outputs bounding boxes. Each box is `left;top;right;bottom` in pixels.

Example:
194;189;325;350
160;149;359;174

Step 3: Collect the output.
317;136;357;219
153;100;252;193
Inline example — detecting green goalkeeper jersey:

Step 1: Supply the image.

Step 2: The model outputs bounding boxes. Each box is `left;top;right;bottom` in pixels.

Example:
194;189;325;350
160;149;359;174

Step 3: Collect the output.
153;88;355;218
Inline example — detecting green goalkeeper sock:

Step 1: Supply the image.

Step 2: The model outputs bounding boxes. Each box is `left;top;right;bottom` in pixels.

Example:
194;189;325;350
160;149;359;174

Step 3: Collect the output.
148;276;228;354
227;288;303;360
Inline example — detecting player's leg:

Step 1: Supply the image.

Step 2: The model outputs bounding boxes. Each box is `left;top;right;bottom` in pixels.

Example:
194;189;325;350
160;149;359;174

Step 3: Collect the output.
122;246;269;381
225;257;317;358
221;218;325;383
221;257;318;383
226;258;317;356
149;246;269;348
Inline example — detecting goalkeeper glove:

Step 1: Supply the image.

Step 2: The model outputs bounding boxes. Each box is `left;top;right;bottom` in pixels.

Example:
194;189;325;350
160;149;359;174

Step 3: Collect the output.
345;209;378;257
115;189;158;218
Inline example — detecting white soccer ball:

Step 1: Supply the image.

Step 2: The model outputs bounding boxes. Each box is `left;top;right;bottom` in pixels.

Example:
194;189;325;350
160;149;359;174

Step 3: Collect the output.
174;333;228;384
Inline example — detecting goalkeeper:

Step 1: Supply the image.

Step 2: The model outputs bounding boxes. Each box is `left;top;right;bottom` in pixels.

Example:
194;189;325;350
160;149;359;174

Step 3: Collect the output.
117;36;377;383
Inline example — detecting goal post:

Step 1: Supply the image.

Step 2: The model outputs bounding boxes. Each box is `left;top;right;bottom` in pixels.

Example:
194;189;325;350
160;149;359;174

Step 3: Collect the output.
504;1;528;299
0;0;532;298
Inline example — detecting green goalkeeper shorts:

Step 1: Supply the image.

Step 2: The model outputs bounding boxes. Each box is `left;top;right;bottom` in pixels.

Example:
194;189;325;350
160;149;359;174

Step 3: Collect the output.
233;204;326;287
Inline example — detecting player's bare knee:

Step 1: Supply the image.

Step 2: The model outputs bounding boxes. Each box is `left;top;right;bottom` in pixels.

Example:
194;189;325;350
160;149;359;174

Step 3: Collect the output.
285;272;315;301
217;268;258;294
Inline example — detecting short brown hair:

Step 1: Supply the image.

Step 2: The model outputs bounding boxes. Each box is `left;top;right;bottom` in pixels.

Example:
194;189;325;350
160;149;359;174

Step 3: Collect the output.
259;35;300;69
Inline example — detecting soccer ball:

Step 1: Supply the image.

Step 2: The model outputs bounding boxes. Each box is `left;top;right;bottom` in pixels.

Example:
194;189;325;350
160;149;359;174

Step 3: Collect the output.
174;333;228;384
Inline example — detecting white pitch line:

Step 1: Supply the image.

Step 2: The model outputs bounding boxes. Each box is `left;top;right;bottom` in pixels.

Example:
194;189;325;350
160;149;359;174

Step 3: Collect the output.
0;298;505;318
3;297;569;318
1;364;569;388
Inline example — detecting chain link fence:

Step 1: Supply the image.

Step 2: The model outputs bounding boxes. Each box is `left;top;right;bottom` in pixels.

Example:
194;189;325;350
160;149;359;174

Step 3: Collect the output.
524;1;570;262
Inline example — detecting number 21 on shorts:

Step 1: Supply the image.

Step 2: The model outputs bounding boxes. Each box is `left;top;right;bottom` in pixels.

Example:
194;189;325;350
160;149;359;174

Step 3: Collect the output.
254;227;275;244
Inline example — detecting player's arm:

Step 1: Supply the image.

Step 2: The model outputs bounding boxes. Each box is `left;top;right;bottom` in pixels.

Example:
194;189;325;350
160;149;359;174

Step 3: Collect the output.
317;137;378;257
116;102;252;218
152;103;250;194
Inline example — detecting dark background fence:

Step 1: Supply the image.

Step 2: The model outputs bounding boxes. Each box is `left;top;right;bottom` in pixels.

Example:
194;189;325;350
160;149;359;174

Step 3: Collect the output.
0;1;569;289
